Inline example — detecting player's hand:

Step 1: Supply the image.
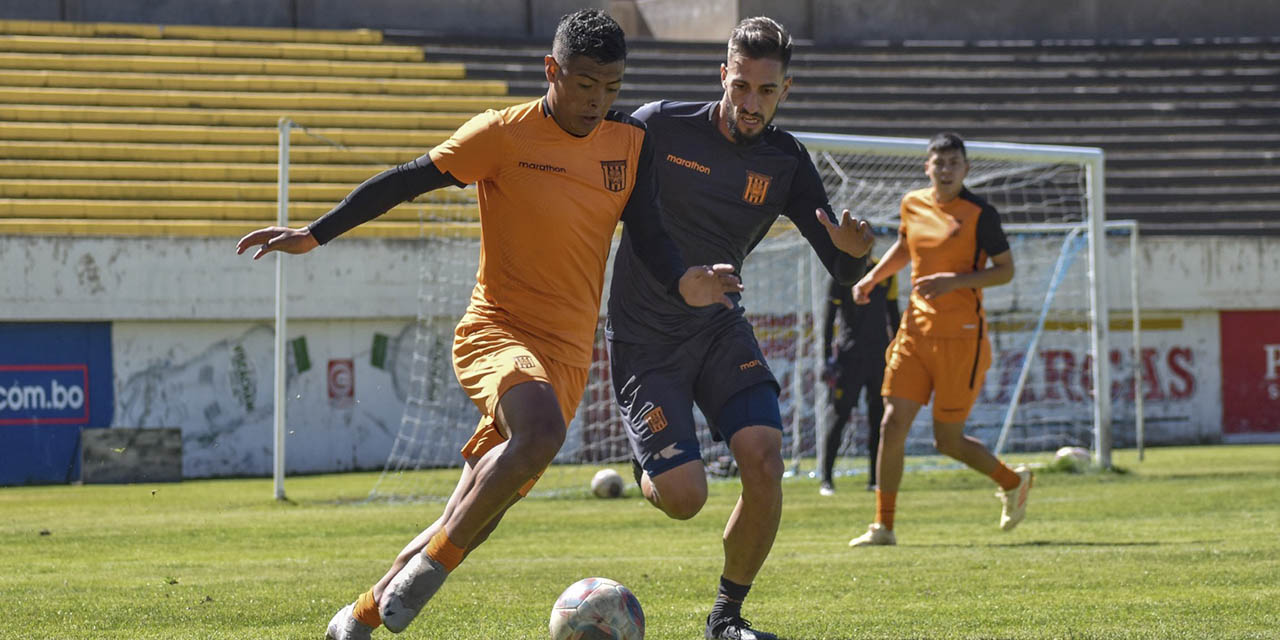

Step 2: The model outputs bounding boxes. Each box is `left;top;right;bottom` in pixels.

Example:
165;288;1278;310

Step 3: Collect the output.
679;264;742;309
816;208;874;258
236;226;319;260
914;272;958;300
852;276;874;305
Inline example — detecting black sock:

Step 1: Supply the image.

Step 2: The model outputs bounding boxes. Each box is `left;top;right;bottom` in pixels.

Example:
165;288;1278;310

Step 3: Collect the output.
709;576;751;624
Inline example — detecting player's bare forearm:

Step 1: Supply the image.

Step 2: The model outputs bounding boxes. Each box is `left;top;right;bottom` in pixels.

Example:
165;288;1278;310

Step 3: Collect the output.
950;260;1014;290
864;239;910;287
915;253;1014;299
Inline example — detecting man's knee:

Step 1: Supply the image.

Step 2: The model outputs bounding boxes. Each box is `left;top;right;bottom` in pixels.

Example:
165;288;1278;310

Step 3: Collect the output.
735;439;784;487
657;488;707;520
649;463;708;520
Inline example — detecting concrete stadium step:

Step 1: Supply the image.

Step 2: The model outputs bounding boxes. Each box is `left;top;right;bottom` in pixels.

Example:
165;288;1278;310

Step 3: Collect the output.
1108;167;1280;185
0;140;424;164
0;217;473;239
1110;200;1278;223
0;178;476;203
0;121;454;147
1108;184;1280;203
0;51;464;79
0;19;384;44
604;96;1280;120
0;160;439;184
420;39;1280;70
479;60;1280;87
739;115;1279;138
0;198;477;222
0;86;529;112
0;34;424;62
0;104;474;129
981;132;1280;151
494;71;1277;97
0;68;505;95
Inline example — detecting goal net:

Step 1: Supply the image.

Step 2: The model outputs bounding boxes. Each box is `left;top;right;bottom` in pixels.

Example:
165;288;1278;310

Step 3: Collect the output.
791;133;1141;483
279;124;1139;501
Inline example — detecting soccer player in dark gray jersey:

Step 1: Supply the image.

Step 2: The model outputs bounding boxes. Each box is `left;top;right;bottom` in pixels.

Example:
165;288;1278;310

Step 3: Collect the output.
609;100;864;344
604;17;874;640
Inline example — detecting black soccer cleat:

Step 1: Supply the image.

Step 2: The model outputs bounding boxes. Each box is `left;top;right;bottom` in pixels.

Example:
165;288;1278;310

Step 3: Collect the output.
706;614;778;640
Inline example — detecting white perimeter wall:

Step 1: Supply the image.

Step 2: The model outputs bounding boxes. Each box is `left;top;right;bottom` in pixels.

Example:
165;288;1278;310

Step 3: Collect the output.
2;233;1275;476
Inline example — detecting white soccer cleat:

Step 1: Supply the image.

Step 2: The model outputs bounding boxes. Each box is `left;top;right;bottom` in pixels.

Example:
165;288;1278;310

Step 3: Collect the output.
848;522;896;547
998;465;1034;531
326;603;373;640
380;552;450;633
819;481;835;497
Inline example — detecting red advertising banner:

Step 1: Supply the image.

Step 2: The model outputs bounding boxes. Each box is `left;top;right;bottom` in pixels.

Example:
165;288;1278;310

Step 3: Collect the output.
1220;311;1280;436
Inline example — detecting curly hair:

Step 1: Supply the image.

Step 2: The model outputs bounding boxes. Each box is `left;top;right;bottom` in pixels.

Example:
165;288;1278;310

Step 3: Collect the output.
552;9;626;65
727;16;792;70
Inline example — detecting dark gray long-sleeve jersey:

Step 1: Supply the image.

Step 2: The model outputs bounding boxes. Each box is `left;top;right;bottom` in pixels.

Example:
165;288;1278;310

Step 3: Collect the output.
607;100;868;344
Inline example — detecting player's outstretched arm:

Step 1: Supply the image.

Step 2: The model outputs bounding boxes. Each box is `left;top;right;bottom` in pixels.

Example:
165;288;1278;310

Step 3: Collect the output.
854;236;909;304
234;153;462;260
678;264;743;309
236;226;319;260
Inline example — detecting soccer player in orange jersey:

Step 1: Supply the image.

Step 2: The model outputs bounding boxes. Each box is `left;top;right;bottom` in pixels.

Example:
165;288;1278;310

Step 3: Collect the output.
848;132;1033;548
236;10;742;639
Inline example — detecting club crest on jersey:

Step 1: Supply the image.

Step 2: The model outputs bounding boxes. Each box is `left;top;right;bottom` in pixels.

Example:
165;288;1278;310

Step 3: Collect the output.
601;160;628;192
742;171;772;204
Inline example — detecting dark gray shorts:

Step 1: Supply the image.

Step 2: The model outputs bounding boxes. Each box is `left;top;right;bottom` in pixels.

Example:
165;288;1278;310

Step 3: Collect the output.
606;317;780;477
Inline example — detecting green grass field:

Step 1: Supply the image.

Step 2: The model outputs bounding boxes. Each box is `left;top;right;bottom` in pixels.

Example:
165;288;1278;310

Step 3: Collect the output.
3;445;1277;639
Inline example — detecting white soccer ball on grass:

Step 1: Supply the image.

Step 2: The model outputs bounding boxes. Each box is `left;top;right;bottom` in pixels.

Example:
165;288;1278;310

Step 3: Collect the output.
590;468;624;498
549;577;645;640
1054;446;1091;471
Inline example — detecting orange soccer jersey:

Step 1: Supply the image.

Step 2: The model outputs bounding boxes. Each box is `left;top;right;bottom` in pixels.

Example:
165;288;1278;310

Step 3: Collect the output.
430;97;646;368
882;187;1010;421
897;187;1009;339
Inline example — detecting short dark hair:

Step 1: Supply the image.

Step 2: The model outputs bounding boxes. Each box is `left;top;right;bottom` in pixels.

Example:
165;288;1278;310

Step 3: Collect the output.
552;9;626;65
927;132;967;159
727;16;792;70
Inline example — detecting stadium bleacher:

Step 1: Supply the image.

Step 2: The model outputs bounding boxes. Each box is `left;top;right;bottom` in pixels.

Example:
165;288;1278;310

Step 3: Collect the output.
0;21;1273;236
0;19;509;238
409;35;1280;234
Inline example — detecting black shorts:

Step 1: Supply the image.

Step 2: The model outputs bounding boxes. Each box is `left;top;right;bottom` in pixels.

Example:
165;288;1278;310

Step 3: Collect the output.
833;354;885;415
607;318;781;478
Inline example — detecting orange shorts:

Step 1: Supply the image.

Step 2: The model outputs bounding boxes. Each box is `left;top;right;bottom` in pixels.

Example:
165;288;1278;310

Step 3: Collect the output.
881;330;991;423
452;315;589;495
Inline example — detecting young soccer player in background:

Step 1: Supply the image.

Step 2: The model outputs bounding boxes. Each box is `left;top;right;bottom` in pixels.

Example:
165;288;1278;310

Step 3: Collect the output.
606;17;873;639
237;10;741;639
847;132;1033;548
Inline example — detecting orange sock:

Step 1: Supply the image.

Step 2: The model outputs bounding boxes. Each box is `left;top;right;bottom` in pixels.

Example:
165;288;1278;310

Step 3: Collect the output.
990;463;1021;491
875;489;896;531
352;588;382;628
425;530;466;572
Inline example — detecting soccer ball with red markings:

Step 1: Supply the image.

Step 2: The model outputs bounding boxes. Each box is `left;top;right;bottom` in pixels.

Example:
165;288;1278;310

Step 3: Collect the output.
549;577;645;640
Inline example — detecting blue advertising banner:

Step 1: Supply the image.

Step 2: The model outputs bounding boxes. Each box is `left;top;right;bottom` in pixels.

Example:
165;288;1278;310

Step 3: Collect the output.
0;322;113;485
